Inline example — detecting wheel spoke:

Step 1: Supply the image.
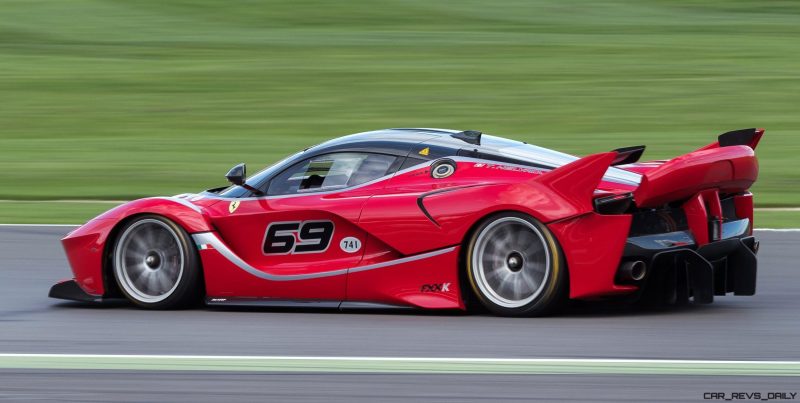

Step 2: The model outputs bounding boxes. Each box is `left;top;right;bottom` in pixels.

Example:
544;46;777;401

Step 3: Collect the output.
128;237;149;256
472;217;552;309
114;219;185;304
512;231;535;251
155;273;172;295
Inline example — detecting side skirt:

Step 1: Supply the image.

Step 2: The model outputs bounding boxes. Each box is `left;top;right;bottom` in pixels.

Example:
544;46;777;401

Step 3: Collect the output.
205;297;415;311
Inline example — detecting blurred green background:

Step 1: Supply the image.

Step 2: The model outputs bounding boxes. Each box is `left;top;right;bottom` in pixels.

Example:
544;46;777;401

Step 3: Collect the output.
0;0;798;225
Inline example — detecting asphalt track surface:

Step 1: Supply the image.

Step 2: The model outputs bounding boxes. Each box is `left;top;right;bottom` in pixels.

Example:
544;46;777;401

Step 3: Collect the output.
1;226;798;402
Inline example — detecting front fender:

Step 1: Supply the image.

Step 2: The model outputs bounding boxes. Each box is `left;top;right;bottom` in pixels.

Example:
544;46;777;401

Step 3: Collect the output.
62;197;213;296
94;197;214;233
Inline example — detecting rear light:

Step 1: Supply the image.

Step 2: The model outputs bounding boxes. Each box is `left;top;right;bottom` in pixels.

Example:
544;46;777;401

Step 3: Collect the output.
594;192;634;214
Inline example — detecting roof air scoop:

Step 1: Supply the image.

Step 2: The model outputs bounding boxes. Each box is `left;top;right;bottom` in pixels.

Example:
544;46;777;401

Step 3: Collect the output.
451;130;482;145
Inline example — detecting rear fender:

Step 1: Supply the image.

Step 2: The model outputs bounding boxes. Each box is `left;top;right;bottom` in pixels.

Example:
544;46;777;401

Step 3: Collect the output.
423;152;619;228
385;151;619;261
547;212;636;299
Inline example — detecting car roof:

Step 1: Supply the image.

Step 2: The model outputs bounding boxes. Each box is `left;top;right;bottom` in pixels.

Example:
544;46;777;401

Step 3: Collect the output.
309;128;479;156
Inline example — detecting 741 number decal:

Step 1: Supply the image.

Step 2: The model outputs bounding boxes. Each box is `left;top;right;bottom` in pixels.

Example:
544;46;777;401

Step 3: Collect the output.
263;220;334;255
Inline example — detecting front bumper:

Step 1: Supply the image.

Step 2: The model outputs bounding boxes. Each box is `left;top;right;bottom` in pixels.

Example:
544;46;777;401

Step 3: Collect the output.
622;218;758;304
49;279;106;303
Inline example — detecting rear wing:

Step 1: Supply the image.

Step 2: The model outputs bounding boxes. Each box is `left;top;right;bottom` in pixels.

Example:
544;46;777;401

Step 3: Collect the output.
527;128;763;214
633;129;763;207
695;128;764;152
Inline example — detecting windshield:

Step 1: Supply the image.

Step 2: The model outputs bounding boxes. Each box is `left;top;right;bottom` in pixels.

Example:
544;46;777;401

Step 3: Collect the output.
212;151;306;197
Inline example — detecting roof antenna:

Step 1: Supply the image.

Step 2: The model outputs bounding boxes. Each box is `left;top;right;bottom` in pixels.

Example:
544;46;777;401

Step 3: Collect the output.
451;130;482;145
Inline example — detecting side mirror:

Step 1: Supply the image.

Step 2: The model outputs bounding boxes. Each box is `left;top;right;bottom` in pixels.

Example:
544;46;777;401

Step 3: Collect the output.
224;163;264;195
225;163;246;186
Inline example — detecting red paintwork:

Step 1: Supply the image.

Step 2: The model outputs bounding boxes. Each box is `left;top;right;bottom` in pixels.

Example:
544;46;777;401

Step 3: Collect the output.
548;213;636;299
60;131;762;307
94;197;216;233
359;153;623;255
346;245;464;309
61;197;216;296
61;218;116;295
683;193;710;246
618;160;666;175
633;145;758;207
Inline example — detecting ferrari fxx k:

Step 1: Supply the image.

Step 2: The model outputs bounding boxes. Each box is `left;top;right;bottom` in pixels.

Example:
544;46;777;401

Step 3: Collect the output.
51;128;762;316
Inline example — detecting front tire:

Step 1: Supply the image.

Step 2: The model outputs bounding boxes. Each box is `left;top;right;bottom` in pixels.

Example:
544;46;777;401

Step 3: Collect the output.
112;215;201;309
466;212;567;317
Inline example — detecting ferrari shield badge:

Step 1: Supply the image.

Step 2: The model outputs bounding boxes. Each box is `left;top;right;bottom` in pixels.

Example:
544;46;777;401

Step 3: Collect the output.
228;200;240;214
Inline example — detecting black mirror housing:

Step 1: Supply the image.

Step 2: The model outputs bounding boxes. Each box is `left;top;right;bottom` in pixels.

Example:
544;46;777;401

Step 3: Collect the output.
226;163;246;186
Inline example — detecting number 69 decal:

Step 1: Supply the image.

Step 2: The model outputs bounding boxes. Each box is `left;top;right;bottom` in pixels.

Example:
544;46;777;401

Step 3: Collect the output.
263;220;334;255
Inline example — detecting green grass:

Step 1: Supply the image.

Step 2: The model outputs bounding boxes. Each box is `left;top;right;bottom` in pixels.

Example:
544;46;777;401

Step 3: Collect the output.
1;1;799;216
0;201;122;224
753;210;800;229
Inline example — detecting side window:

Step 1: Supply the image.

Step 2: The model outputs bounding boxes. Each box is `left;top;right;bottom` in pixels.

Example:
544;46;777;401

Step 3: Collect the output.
400;156;428;170
267;153;397;196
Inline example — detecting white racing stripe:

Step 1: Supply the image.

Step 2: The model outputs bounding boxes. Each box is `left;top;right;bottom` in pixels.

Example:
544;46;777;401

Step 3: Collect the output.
0;354;798;364
0;354;798;375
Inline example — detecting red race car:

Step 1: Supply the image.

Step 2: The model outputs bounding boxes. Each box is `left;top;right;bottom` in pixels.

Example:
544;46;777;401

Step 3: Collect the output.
50;128;762;316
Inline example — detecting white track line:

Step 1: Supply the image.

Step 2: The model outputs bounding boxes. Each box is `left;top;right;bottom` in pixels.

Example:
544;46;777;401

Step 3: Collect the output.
754;228;800;232
0;353;798;365
1;354;798;375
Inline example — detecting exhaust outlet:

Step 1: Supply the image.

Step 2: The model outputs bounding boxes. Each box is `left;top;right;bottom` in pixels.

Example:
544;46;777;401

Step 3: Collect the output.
618;260;647;282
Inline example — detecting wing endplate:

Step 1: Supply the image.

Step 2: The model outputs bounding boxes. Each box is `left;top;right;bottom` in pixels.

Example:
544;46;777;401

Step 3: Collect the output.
533;151;618;216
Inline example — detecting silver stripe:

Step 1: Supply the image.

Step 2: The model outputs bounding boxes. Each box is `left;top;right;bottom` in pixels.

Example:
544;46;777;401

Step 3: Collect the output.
452;156;641;186
348;246;458;274
192;232;457;282
149;197;203;213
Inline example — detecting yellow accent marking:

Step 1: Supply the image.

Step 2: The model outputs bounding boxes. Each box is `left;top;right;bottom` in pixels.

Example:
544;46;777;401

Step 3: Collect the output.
228;200;240;214
418;147;430;156
541;228;561;298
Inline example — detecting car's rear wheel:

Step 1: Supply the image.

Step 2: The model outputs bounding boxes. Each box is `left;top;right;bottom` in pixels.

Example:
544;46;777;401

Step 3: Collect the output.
112;215;201;309
466;212;567;317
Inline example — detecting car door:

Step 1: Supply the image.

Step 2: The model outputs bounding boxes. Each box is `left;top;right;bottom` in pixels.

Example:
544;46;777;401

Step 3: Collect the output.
206;152;399;301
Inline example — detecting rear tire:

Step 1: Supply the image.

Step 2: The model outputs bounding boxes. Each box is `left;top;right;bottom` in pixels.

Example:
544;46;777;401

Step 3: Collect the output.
112;215;201;309
465;212;567;317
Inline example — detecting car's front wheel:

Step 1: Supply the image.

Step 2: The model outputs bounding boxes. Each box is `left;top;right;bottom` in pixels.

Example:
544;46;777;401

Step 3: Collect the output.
112;215;201;309
466;212;567;317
